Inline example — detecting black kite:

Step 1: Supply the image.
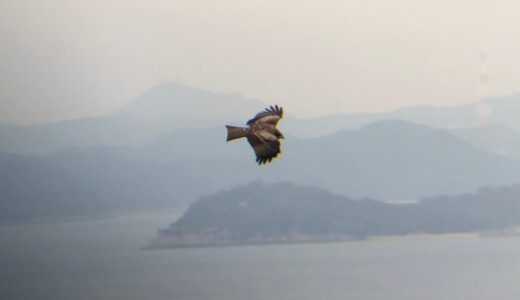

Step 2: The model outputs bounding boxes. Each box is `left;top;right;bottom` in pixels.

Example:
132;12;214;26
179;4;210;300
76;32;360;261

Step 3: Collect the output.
226;105;284;165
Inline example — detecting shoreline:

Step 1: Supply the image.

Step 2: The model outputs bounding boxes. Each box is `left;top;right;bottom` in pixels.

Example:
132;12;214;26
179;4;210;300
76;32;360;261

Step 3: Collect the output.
147;227;520;250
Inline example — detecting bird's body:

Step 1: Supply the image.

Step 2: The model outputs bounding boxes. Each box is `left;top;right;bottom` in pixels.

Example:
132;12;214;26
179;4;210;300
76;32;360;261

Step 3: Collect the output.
226;105;284;164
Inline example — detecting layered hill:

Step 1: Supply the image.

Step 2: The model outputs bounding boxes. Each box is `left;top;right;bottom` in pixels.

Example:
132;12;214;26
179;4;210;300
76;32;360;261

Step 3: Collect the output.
3;82;520;155
274;120;520;200
452;124;520;160
4;81;520;223
286;93;520;137
150;182;520;248
45;120;520;204
0;153;106;224
0;82;265;154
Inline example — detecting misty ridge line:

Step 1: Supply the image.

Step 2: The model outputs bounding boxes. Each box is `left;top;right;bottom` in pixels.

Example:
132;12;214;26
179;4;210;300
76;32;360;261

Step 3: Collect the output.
2;81;520;156
2;80;518;128
2;81;520;226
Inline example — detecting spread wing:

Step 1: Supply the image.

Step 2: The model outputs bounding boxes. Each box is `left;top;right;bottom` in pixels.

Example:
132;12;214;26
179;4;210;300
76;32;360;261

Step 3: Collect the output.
247;105;283;126
247;129;281;165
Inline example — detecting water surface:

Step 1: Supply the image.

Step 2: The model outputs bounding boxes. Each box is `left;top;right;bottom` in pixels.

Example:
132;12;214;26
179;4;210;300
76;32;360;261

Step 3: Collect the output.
1;213;520;300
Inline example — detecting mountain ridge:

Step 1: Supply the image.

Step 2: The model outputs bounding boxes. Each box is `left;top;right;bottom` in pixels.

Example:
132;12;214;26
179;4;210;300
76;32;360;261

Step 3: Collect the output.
0;82;266;154
149;181;520;249
45;119;520;202
3;82;520;155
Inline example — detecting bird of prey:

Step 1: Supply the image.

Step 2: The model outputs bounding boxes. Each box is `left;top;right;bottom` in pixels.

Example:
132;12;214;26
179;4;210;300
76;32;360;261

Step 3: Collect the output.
226;105;284;165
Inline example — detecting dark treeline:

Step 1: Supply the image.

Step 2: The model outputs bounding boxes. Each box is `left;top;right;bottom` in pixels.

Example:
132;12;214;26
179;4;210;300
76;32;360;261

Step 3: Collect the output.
155;182;520;247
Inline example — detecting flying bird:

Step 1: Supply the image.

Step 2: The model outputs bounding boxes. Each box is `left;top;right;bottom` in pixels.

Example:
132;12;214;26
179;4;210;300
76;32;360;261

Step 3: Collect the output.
226;105;284;165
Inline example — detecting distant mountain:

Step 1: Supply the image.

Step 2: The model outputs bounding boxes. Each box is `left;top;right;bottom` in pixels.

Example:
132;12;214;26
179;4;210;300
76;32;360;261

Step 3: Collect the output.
452;123;520;160
272;120;520;200
138;127;250;161
149;182;520;248
45;148;214;210
48;120;520;203
115;81;265;123
7;81;520;223
286;93;520;137
7;119;520;223
136;120;520;201
0;153;106;224
3;81;520;155
0;146;226;225
0;82;265;154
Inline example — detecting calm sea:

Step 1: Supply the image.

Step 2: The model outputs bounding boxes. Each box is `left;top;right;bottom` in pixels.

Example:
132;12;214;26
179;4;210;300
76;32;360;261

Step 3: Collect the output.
1;212;520;300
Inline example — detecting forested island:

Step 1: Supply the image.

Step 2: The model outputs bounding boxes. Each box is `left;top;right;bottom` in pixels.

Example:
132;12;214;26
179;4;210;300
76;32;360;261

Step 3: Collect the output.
149;182;520;248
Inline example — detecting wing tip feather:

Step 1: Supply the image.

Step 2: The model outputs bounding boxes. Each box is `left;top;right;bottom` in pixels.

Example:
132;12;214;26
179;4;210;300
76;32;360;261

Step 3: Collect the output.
264;104;283;116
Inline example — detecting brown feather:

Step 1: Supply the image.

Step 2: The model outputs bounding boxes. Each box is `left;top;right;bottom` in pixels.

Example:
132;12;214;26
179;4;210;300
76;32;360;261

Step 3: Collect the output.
226;105;284;165
246;105;283;126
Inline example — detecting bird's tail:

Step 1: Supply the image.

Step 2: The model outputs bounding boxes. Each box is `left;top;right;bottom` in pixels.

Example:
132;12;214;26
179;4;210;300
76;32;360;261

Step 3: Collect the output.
226;125;248;141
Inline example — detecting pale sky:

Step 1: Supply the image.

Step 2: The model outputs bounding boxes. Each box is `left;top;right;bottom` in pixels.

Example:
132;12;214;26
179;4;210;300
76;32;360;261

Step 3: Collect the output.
2;0;520;124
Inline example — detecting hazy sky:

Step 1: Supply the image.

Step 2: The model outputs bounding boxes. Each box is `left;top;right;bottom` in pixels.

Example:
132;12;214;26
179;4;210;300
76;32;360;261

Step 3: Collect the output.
2;0;520;124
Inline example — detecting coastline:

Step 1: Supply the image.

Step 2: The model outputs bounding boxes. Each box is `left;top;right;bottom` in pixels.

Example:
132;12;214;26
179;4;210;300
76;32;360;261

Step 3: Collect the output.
147;226;520;250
